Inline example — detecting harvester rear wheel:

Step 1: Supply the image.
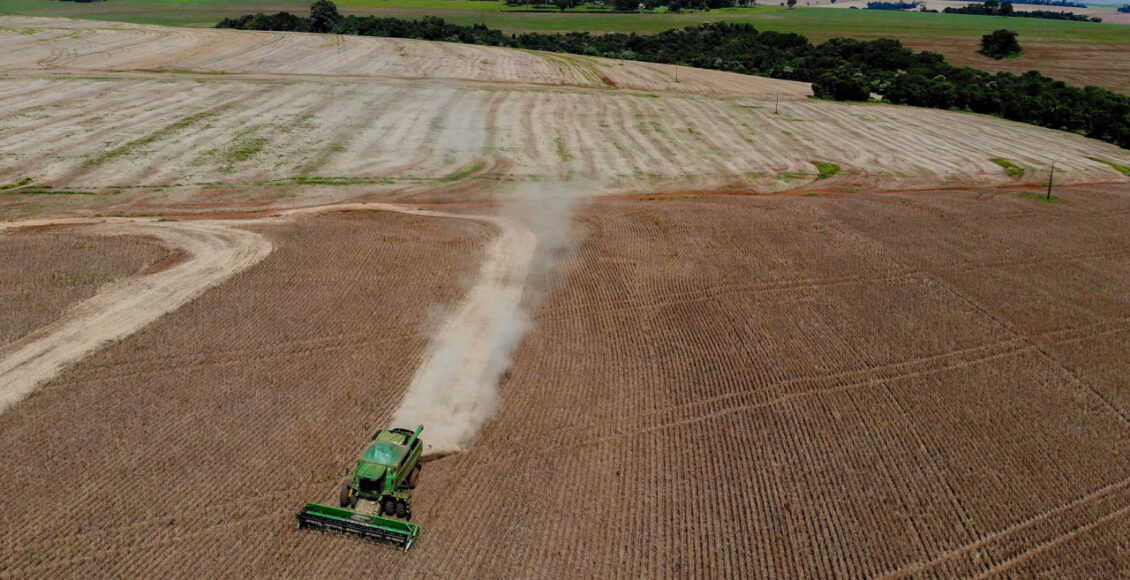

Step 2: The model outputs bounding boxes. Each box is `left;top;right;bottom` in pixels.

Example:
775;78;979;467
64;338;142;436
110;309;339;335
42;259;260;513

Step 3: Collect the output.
407;466;421;489
396;500;407;518
339;484;353;508
383;498;396;516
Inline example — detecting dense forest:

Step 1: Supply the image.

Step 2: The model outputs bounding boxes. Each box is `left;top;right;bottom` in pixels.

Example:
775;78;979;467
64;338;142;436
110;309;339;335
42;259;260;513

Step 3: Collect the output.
1011;0;1085;7
865;2;919;10
217;1;1130;149
943;1;1101;22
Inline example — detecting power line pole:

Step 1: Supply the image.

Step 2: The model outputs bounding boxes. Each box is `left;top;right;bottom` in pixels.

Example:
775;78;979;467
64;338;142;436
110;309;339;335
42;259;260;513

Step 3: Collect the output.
1047;161;1055;200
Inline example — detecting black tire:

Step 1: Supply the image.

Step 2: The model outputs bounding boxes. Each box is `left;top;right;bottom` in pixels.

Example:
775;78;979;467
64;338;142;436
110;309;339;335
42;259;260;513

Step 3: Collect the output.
395;500;407;519
339;484;352;508
383;498;397;516
407;465;421;489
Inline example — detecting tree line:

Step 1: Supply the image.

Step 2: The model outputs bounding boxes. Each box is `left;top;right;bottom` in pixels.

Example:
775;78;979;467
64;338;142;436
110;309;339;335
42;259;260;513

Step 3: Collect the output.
217;1;1130;149
1010;0;1085;7
865;2;919;10
943;1;1101;22
503;0;746;11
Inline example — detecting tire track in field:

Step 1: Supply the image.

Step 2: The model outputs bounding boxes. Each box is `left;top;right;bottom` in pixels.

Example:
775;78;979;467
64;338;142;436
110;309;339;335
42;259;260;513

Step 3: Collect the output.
470;314;1130;470
925;269;1130;426
974;503;1130;578
883;476;1130;578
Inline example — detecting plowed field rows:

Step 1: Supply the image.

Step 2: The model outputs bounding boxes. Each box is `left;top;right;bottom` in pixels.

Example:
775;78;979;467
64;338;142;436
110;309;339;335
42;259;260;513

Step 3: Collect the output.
0;227;169;348
3;188;1129;577
0;210;487;577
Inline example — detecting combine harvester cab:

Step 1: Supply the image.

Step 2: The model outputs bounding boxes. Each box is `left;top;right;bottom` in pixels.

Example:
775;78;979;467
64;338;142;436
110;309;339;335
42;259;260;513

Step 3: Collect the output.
297;425;425;551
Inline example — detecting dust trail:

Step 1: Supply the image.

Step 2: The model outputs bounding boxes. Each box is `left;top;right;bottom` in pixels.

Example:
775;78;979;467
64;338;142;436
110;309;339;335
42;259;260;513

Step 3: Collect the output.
0;200;561;451
275;200;559;454
390;213;538;454
0;219;272;413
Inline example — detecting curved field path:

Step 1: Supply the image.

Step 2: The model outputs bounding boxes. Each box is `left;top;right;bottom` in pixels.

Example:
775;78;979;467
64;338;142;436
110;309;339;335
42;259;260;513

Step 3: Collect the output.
0;203;536;459
0;218;273;412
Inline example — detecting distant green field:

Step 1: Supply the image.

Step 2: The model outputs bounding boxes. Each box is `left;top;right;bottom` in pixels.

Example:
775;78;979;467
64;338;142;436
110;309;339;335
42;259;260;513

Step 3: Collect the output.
1;0;1128;46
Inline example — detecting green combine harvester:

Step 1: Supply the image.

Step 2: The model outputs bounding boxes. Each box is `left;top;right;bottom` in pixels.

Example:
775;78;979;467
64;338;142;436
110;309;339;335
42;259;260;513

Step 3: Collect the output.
297;425;425;551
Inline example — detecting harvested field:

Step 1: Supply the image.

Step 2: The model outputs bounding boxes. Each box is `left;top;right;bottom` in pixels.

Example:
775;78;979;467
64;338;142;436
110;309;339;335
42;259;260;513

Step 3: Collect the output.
0;209;489;577
0;17;808;97
2;4;1129;93
0;226;168;348
3;11;1130;579
3;187;1130;576
0;17;1128;218
0;218;273;412
895;35;1130;93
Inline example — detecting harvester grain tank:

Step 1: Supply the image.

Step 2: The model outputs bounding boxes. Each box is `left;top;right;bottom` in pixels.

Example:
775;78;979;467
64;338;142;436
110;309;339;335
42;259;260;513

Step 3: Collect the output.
296;425;425;551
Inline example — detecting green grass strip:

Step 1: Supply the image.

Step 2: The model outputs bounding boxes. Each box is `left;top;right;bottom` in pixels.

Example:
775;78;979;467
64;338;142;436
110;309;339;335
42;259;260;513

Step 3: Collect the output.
1090;157;1130;176
993;158;1023;177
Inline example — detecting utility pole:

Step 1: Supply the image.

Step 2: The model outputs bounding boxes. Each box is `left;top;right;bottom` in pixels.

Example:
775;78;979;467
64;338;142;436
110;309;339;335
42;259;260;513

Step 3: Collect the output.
1047;161;1055;200
774;92;779;115
674;64;678;82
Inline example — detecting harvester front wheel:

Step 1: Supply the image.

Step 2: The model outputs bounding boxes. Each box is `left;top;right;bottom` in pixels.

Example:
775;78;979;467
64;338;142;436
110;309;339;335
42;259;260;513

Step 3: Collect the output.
407;466;421;489
383;498;397;516
339;484;355;508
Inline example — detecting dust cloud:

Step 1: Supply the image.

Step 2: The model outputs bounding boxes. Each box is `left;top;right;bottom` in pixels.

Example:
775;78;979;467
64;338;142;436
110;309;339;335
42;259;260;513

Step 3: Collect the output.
390;182;580;454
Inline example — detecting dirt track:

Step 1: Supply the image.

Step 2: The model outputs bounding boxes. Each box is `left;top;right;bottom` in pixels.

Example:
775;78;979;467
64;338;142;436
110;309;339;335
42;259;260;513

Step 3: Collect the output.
0;218;273;412
0;201;537;449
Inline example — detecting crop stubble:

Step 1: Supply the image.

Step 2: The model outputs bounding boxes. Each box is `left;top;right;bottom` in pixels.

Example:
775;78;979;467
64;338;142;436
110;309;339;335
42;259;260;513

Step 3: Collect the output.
0;18;1128;217
0;210;488;576
0;227;169;348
